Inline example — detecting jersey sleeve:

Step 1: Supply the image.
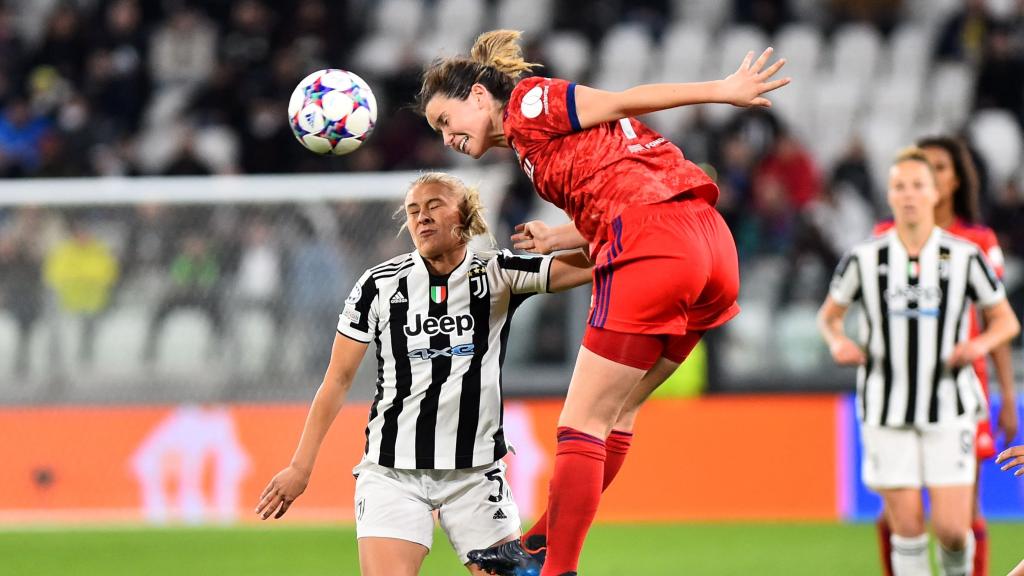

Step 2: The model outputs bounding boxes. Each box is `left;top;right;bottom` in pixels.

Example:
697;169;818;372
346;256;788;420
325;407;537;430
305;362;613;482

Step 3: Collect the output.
494;250;553;295
829;250;862;306
506;76;581;141
967;249;1006;309
337;269;379;343
977;228;1006;279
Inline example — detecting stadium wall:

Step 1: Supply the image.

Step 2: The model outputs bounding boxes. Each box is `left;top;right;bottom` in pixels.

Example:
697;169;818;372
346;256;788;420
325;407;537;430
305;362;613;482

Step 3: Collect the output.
3;395;1022;524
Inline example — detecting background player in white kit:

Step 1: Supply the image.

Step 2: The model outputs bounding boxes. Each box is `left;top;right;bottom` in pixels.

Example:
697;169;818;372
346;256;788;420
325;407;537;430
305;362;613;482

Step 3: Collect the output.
818;148;1019;576
255;172;593;576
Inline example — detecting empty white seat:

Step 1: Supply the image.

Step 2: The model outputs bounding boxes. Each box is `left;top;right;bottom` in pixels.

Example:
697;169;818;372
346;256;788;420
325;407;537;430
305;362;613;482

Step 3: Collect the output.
830;23;882;93
95;307;149;377
867;77;923;132
431;0;485;40
671;0;729;30
886;24;933;82
372;0;423;38
860;114;910;204
541;31;591;81
773;23;823;82
969;109;1024;189
657;21;711;81
495;0;552;35
810;75;862;167
592;23;653;91
353;32;409;77
155;310;214;376
705;26;769;125
928;62;976;131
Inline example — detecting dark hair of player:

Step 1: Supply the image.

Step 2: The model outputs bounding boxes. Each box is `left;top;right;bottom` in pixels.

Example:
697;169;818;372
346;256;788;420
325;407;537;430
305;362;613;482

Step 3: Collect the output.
416;30;538;114
915;135;981;224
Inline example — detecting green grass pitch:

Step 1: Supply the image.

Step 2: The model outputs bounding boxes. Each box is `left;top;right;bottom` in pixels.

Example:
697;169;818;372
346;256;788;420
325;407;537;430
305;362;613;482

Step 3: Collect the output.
2;522;1022;575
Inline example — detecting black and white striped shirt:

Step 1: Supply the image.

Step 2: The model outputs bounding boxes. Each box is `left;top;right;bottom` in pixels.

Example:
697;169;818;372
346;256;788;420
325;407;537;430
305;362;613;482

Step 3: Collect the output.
338;248;553;469
830;228;1005;428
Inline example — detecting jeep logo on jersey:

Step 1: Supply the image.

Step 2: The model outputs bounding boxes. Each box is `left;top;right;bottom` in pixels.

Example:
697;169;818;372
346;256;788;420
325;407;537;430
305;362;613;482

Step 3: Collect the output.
404;313;475;337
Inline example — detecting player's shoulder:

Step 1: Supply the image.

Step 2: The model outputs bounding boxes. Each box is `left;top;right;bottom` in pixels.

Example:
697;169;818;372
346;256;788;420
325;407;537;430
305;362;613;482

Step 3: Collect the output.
851;230;892;254
363;252;416;282
937;229;983;255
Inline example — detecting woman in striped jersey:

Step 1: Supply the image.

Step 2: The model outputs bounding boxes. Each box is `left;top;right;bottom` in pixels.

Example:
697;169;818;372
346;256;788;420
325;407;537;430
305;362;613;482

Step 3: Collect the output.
818;148;1020;576
255;172;593;576
872;136;1018;576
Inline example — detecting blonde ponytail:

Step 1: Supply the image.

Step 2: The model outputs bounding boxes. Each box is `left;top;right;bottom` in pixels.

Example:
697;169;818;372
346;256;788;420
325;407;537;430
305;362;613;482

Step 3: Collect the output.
470;30;538;82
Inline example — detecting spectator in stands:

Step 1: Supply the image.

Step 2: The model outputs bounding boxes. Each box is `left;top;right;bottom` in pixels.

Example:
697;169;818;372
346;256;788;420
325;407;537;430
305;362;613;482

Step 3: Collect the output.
0;97;51;177
32;4;87;86
974;23;1024;125
936;0;997;64
776;178;874;307
86;0;151;138
43;218;120;372
831;137;877;208
751;128;822;254
228;216;283;372
284;216;345;375
0;4;26;106
142;232;224;365
0;234;42;378
149;5;217;89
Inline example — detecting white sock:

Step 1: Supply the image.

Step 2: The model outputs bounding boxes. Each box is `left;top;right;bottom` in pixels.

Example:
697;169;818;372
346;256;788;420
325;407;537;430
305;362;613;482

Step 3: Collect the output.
891;533;931;576
939;531;975;576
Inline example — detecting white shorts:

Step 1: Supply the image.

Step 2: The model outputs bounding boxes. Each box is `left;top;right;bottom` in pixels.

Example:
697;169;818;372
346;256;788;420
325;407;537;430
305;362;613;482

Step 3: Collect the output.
860;421;977;489
352;458;521;564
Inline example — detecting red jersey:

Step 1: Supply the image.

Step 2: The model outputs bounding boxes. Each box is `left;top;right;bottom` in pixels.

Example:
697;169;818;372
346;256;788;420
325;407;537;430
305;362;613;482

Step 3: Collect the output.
872;217;1006;390
503;76;718;254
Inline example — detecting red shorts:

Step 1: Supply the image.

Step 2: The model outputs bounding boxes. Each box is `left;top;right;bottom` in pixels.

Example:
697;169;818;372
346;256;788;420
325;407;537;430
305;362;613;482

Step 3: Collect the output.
582;198;740;370
976;419;996;460
586;198;740;335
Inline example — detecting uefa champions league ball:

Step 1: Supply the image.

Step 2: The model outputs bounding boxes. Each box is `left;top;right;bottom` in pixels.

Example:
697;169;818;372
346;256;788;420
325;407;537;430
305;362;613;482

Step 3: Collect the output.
288;69;377;155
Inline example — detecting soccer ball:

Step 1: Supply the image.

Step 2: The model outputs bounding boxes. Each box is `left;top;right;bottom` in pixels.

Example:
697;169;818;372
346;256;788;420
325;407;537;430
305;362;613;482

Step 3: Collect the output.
288;69;377;155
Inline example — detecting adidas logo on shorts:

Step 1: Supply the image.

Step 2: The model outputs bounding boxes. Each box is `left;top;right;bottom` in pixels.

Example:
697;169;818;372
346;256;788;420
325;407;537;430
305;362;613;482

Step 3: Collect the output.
492;509;507;520
390;291;408;304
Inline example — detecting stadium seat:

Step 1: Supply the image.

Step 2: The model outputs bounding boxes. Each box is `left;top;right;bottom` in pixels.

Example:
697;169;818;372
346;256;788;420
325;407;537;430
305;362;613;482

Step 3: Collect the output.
227;308;277;378
773;23;823;83
541;31;591;82
154;310;215;376
969;109;1024;189
671;0;729;30
94;307;149;377
0;311;19;379
705;25;769;125
903;0;962;31
867;77;922;133
770;81;813;143
928;62;976;131
592;23;654;92
776;303;827;373
352;32;408;77
647;22;710;134
430;0;485;40
886;24;933;83
861;113;910;203
371;0;423;38
810;75;861;167
495;0;552;36
829;23;882;99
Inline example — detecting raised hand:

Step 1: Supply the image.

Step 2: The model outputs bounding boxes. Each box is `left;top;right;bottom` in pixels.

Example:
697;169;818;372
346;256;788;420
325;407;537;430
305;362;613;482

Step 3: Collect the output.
720;47;790;108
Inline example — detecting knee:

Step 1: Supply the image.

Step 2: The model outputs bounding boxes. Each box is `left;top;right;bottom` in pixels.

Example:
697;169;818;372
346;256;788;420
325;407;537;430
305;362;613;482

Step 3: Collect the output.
933;525;969;551
888;510;926;537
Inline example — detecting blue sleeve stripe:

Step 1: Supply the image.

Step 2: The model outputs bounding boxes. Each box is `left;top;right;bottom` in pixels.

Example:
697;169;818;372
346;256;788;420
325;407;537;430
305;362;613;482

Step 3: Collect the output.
567;82;581;131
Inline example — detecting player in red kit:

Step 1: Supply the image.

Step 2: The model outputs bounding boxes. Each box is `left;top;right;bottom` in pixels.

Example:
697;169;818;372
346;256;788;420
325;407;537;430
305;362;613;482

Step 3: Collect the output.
872;136;1018;576
416;30;789;576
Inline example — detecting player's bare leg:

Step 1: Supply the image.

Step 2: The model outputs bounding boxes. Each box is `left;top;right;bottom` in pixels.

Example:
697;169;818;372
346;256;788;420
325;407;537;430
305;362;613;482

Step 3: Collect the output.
931;485;975;576
358;537;428;576
534;346;646;576
612;355;681;432
881;489;929;576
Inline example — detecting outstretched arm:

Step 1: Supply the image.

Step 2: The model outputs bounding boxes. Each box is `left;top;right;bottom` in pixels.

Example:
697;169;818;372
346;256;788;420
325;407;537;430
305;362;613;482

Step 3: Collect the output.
512;221;587;254
574;48;790;129
548;249;593;292
256;333;368;519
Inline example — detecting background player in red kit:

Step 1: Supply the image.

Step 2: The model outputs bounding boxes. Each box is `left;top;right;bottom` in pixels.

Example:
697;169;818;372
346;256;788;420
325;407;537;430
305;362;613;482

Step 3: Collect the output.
872;136;1018;576
416;29;789;576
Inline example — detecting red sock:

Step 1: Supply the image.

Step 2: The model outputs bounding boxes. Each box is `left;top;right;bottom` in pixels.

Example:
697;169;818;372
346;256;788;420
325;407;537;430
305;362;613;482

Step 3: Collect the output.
973;516;988;576
539;427;606;576
877;516;894;576
524;429;633;548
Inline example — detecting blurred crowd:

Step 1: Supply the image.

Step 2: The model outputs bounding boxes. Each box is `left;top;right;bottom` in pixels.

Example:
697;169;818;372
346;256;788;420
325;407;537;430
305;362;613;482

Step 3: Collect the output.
1;0;1023;391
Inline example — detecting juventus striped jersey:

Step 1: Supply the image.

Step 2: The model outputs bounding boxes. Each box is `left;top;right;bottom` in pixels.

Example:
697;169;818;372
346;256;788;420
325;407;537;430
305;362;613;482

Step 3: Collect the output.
830;228;1006;428
337;248;553;469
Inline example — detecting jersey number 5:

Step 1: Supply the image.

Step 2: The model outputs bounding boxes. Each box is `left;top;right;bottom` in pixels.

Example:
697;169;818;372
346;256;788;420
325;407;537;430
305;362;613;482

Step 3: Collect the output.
484;468;505;503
